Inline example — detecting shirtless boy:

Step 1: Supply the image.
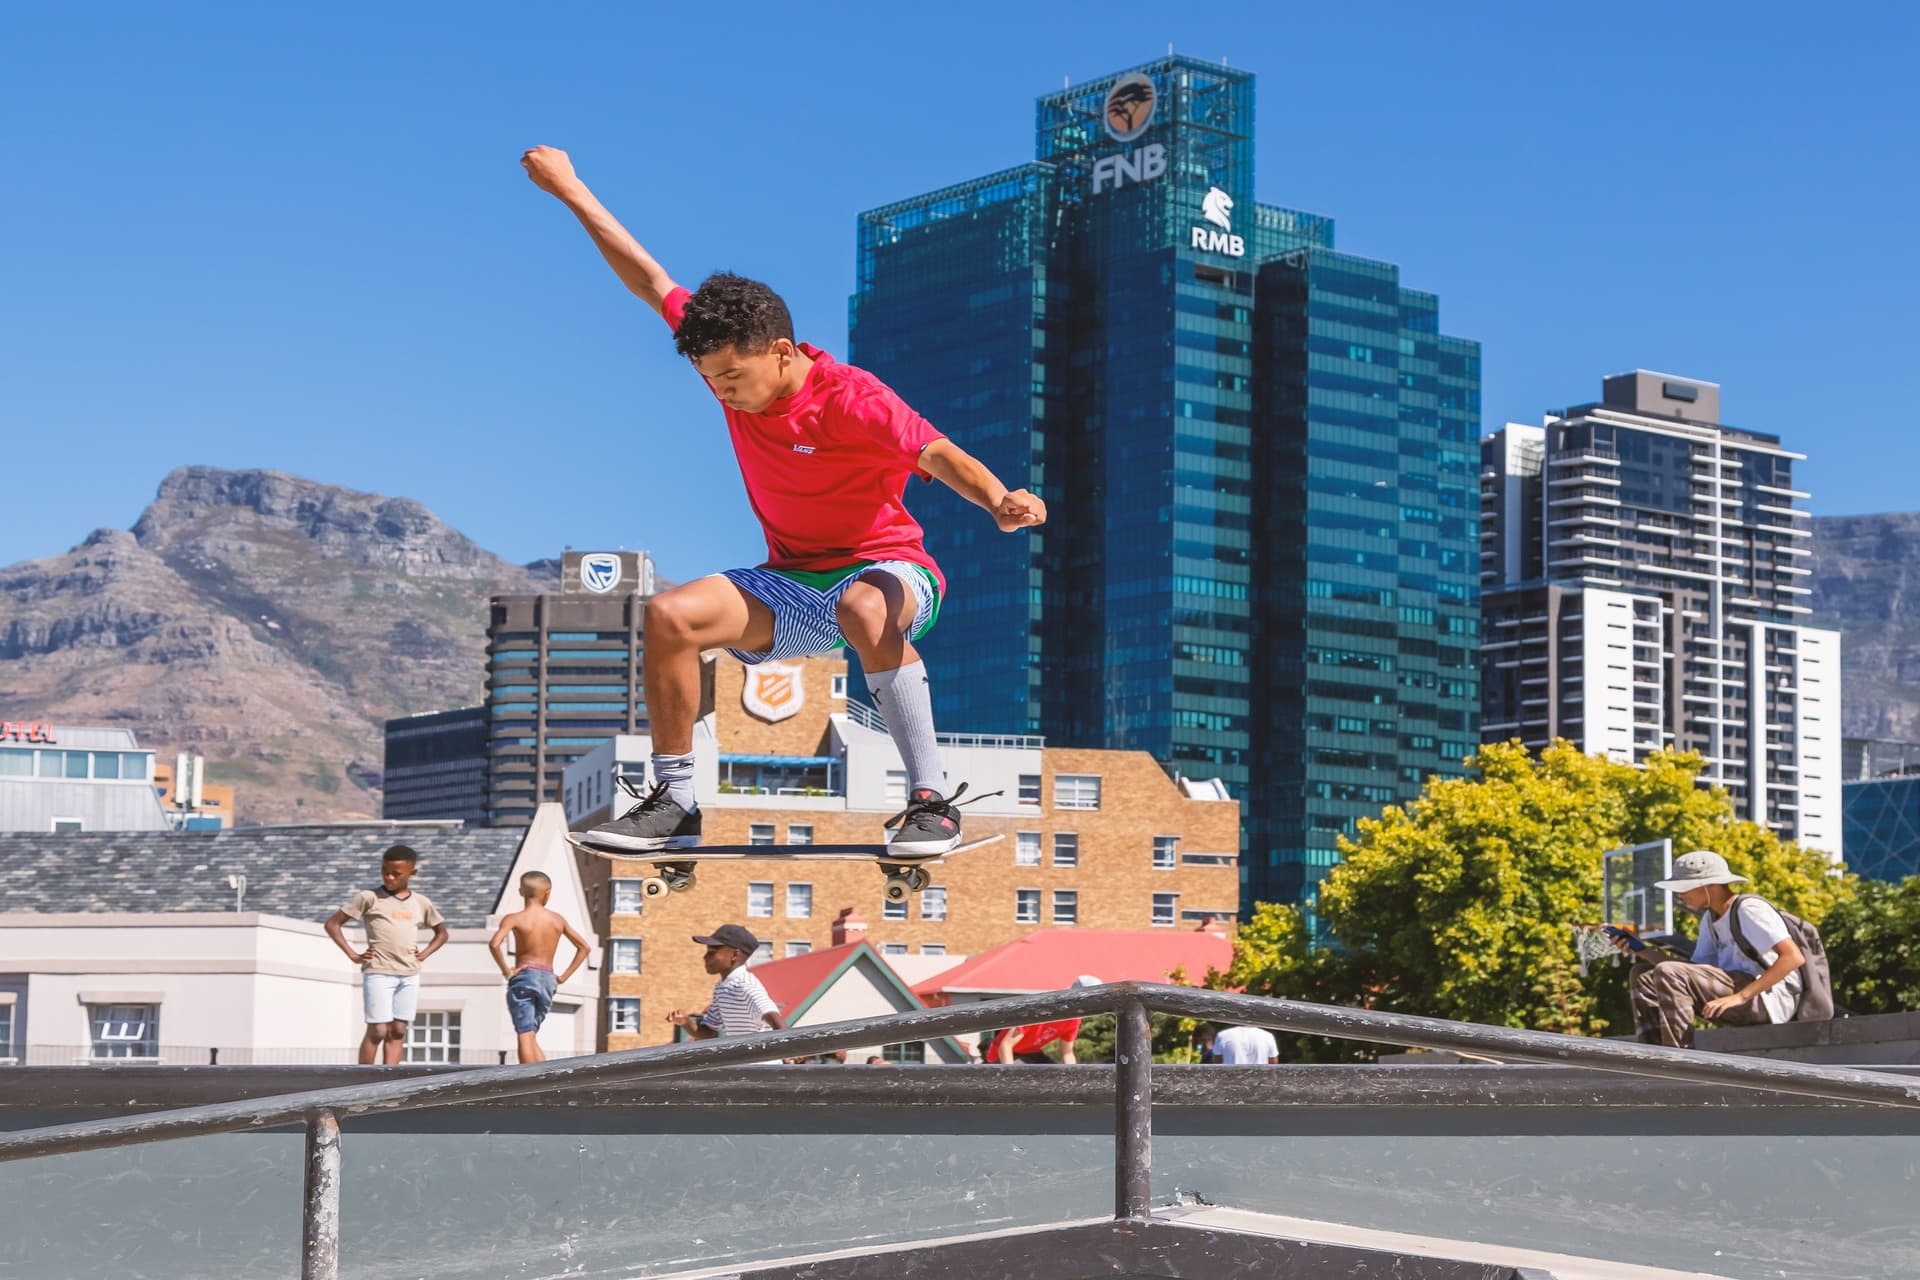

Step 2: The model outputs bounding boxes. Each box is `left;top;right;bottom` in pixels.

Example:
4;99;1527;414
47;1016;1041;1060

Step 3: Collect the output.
488;871;590;1063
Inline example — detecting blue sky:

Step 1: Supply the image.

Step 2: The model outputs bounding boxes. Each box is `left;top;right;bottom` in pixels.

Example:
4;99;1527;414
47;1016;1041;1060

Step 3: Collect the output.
3;2;1915;578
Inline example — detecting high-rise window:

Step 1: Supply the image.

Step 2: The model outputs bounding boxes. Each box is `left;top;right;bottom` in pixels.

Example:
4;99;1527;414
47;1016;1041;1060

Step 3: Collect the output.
1153;836;1179;870
1054;775;1102;810
611;880;643;915
1015;832;1042;866
1052;890;1078;926
1152;893;1178;927
610;938;642;973
1015;889;1041;924
610;998;641;1034
787;883;813;918
920;885;947;921
1053;833;1079;867
747;882;774;918
88;1004;158;1061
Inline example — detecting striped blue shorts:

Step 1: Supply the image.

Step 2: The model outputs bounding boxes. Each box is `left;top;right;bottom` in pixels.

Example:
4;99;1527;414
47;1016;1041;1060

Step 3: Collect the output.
718;561;941;665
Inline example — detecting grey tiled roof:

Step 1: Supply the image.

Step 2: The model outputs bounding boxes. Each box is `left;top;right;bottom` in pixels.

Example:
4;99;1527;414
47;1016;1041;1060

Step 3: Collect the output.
0;826;527;927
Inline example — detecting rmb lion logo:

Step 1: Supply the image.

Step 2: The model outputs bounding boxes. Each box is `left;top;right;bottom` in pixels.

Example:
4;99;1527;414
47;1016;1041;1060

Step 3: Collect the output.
1202;186;1234;231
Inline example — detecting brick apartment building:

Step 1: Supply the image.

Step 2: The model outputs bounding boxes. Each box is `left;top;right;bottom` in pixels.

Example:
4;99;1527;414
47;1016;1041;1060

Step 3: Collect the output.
562;652;1241;1052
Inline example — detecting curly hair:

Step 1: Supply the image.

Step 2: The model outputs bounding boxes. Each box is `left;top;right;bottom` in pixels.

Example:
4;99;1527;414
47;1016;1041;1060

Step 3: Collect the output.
674;272;794;359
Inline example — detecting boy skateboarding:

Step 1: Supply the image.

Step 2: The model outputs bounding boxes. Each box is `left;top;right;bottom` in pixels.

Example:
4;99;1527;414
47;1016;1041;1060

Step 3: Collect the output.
521;145;1046;857
488;871;591;1063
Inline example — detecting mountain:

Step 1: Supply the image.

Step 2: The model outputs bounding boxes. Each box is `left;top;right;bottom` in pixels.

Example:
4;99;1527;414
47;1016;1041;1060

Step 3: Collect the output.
1810;512;1920;742
0;467;549;822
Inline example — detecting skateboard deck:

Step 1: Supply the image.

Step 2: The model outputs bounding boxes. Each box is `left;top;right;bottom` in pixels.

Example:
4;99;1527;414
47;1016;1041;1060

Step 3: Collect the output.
564;833;1003;904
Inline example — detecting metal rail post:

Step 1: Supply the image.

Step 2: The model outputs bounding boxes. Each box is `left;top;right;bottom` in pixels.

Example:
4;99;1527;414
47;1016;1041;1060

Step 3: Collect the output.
1114;995;1152;1220
301;1112;340;1280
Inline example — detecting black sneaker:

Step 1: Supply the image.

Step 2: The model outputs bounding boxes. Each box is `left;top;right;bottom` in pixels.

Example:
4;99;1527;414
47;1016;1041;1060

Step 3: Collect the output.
584;777;702;852
884;782;990;857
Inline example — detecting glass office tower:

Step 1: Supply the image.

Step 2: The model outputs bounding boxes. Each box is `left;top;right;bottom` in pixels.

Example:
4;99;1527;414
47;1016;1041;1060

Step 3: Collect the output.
851;57;1480;911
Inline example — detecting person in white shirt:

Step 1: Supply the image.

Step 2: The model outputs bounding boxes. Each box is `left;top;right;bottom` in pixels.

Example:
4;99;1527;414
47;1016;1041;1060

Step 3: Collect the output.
666;923;784;1039
1211;1024;1280;1065
1613;850;1805;1047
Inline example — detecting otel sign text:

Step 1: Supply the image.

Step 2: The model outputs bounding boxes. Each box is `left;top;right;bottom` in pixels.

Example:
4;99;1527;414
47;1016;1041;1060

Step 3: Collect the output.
0;722;56;744
1088;73;1246;258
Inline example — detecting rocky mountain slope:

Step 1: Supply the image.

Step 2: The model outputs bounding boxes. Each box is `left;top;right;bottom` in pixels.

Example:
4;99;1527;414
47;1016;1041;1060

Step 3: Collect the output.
1810;511;1920;743
0;468;547;822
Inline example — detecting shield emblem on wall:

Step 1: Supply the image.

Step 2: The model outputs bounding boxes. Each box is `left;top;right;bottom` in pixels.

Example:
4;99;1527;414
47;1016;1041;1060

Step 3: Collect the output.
580;553;622;594
742;661;805;723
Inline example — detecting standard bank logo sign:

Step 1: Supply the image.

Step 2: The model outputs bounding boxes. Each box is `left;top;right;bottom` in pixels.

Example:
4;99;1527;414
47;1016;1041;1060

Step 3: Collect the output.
580;553;622;594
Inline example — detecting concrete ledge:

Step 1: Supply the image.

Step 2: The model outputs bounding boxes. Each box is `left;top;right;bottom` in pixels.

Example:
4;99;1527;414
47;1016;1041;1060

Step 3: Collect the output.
1696;1009;1920;1063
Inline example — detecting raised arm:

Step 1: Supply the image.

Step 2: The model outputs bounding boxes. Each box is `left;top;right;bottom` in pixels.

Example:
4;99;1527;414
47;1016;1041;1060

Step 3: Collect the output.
521;146;682;314
920;438;1047;532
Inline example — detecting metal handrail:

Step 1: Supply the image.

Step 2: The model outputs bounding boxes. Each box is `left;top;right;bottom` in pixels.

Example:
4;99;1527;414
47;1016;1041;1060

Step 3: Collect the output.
4;982;1920;1279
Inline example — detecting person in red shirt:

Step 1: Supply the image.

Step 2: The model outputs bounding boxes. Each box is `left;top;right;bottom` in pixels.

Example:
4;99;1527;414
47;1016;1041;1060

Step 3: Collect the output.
982;975;1101;1063
522;146;1046;856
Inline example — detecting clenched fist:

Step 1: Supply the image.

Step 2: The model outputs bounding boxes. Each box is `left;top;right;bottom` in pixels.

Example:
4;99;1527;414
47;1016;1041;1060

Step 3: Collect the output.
521;145;580;196
995;489;1047;532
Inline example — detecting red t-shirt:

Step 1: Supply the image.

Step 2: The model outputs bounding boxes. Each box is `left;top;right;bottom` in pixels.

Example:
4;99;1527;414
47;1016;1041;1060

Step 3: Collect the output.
983;1019;1082;1060
662;287;946;591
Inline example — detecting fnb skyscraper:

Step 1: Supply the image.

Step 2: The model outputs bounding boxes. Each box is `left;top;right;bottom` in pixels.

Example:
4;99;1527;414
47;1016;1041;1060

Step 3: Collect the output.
851;57;1481;911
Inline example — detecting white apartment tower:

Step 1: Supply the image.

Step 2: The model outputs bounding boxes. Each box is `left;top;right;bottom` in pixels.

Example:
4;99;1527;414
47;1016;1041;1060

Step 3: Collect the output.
1479;371;1841;854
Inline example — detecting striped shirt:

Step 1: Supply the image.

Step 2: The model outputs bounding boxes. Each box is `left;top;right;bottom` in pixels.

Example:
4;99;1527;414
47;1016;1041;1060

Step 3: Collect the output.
700;967;780;1036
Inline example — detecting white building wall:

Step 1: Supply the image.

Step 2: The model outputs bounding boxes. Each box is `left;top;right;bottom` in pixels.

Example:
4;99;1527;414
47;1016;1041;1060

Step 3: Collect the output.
1577;589;1639;763
1794;625;1843;859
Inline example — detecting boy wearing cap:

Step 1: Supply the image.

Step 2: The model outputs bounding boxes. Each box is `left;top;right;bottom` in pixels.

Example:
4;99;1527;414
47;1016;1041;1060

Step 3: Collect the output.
1613;850;1806;1047
667;923;784;1040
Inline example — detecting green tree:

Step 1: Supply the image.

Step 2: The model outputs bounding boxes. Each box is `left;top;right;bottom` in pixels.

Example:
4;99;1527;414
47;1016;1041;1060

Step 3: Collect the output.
1217;742;1852;1051
1821;876;1920;1015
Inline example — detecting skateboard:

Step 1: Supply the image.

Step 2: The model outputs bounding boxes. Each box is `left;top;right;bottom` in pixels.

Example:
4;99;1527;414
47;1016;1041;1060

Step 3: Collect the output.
564;833;1005;903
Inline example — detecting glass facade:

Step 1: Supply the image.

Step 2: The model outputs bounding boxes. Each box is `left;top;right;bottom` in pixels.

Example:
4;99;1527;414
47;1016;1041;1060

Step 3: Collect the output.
1843;778;1920;883
851;56;1479;913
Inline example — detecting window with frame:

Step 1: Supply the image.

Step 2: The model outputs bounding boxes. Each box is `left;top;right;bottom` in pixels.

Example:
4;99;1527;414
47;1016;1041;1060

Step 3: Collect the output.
1015;889;1041;924
787;883;813;918
405;1011;461;1064
881;1041;926;1062
1054;774;1102;810
1153;893;1178;927
1153;836;1179;870
1017;773;1042;805
1052;832;1079;867
610;938;642;973
51;818;83;835
787;824;813;846
749;823;776;846
883;895;908;921
920;885;947;921
609;997;641;1034
88;1004;158;1060
0;1002;12;1063
884;771;908;804
920;944;947;956
1052;890;1079;926
786;941;812;958
1015;831;1042;866
881;942;909;956
831;673;848;698
747;882;774;918
611;879;643;915
749;942;773;967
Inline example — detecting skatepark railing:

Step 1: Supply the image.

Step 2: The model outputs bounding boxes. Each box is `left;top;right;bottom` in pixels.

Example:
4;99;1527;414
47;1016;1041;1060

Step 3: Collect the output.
3;980;1920;1279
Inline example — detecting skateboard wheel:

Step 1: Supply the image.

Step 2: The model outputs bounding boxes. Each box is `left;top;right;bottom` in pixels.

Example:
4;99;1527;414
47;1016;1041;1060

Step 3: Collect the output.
906;868;930;893
640;876;671;901
882;877;912;904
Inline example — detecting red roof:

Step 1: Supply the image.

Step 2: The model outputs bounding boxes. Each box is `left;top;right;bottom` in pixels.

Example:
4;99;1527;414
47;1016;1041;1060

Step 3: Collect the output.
912;927;1232;1001
749;939;871;1018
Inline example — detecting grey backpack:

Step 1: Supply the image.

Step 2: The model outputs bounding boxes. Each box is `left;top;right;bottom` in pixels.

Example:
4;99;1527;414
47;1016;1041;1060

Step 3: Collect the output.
1727;894;1835;1022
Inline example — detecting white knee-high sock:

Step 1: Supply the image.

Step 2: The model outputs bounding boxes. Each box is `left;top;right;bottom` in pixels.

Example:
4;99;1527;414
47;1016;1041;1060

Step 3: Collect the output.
865;661;945;796
651;752;697;811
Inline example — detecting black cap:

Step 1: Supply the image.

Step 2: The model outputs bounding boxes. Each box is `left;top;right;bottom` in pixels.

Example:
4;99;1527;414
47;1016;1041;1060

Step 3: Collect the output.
692;923;761;954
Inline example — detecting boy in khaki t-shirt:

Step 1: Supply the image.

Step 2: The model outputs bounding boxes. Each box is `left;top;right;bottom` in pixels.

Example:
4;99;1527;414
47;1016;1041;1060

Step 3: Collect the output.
323;845;449;1065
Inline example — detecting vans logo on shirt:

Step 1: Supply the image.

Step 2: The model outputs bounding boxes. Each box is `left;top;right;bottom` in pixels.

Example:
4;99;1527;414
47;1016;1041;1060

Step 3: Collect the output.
791;444;816;455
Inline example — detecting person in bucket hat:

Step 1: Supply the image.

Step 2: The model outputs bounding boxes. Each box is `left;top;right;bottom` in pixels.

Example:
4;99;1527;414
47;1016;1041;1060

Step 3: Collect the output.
1612;851;1806;1046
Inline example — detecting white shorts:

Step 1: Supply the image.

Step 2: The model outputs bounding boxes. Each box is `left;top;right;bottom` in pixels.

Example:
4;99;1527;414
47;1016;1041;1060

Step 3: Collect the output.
719;561;940;664
363;973;419;1025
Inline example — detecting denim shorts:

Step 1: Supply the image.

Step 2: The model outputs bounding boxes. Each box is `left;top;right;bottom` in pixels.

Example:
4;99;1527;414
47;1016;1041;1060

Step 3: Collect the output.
506;967;558;1034
362;973;418;1025
719;561;940;665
